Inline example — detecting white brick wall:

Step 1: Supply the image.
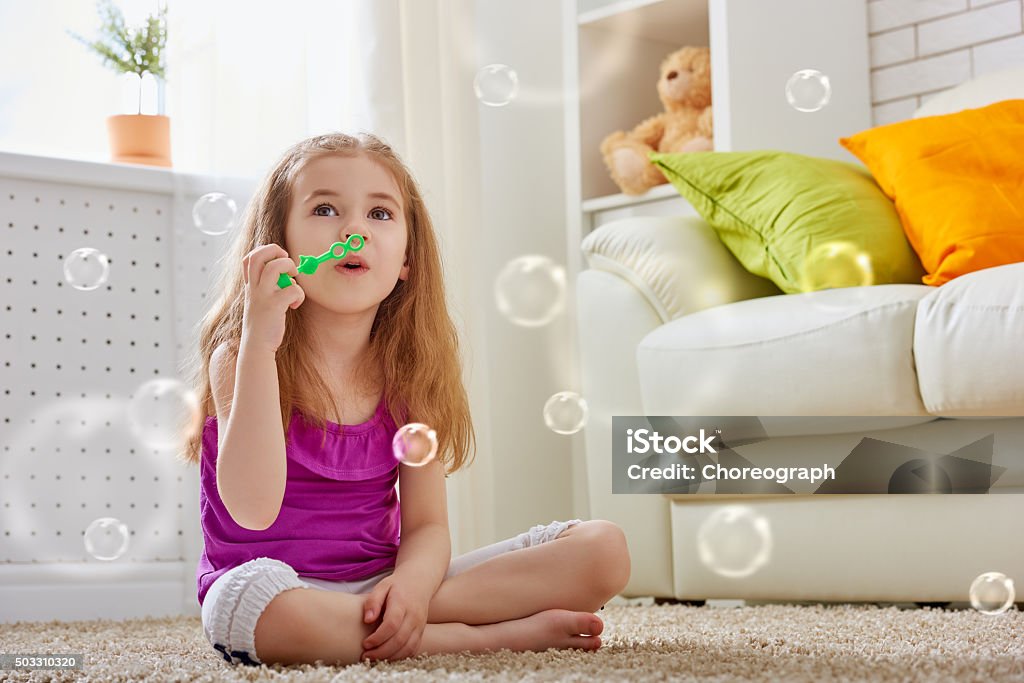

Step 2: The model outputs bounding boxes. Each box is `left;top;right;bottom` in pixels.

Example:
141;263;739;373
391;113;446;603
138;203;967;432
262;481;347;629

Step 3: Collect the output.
868;0;1024;124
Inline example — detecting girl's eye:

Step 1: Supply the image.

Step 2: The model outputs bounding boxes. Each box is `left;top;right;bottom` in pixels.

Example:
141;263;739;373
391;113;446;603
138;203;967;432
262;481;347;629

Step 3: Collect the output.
369;207;393;221
313;203;337;217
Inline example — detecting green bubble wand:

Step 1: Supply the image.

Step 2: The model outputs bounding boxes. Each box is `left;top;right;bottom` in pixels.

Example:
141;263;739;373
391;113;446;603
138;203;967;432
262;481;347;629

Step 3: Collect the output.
277;234;365;288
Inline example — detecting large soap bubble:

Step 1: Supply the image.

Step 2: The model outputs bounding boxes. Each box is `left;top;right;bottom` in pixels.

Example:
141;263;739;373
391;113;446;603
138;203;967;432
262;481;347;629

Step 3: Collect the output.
494;255;566;327
474;64;519;107
697;505;773;578
799;241;874;292
63;248;111;291
969;572;1016;615
785;69;832;113
192;192;238;236
127;378;201;452
393;423;439;467
543;392;589;435
84;517;130;561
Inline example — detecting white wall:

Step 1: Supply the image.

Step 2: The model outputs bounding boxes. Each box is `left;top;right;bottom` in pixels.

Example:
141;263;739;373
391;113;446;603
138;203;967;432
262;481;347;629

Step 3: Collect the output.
868;0;1024;124
473;0;578;541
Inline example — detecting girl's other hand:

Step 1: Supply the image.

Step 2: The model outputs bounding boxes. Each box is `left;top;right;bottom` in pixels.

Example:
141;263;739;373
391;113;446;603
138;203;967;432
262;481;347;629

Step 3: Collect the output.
360;576;429;661
239;244;304;355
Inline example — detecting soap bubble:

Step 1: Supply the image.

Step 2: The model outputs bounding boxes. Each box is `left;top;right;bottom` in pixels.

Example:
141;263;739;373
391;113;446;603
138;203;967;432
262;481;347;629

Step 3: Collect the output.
494;255;566;327
63;248;110;291
84;517;130;561
969;572;1016;615
785;69;832;113
192;192;238;235
474;64;519;107
799;241;874;292
543;392;589;435
127;378;201;452
697;505;772;578
393;423;438;467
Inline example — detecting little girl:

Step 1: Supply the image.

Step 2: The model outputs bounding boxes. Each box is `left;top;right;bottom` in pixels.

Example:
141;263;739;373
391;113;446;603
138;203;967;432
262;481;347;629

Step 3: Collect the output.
183;132;631;668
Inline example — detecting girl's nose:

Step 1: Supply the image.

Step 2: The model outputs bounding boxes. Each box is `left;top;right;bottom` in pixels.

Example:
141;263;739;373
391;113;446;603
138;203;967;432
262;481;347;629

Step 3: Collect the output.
344;232;369;244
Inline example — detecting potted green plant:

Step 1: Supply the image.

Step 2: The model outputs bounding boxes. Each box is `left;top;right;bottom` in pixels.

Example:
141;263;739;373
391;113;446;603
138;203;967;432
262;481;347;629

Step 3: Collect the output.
69;0;171;167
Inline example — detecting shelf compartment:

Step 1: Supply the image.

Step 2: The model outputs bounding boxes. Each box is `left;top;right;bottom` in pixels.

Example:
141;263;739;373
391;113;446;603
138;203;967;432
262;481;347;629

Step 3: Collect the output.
577;0;711;201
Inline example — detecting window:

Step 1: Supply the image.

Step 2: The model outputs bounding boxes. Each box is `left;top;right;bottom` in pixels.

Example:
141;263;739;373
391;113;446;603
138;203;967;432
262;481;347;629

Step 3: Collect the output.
0;0;374;177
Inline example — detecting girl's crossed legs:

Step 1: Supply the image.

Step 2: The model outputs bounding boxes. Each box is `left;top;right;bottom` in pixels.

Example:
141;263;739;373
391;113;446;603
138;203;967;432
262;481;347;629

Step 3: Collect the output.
202;518;630;667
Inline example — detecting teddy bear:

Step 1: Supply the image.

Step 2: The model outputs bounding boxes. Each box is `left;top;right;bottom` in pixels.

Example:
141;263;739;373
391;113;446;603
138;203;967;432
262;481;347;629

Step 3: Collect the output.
600;46;714;196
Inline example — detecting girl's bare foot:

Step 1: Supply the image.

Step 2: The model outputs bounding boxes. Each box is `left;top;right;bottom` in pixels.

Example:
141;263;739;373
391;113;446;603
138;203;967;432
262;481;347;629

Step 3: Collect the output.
481;608;604;654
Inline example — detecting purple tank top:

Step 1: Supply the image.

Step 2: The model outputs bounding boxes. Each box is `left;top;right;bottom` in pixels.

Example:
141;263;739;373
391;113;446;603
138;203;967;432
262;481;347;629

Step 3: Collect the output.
196;396;401;605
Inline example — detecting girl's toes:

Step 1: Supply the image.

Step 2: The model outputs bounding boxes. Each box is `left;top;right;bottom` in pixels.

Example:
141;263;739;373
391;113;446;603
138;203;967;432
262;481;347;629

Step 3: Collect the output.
571;612;604;636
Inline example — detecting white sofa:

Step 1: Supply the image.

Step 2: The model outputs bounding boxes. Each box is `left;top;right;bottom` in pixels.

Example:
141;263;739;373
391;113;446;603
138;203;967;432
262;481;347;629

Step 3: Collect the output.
575;69;1024;604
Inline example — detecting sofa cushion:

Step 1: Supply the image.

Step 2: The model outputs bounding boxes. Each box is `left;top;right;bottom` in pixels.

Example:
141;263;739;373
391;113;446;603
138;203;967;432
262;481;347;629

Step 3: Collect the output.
648;150;925;294
914;65;1024;118
915;263;1024;415
580;215;781;323
840;99;1024;286
637;285;932;415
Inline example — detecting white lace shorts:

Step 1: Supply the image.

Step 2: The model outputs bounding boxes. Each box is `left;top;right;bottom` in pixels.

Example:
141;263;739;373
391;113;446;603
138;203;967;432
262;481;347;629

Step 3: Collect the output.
201;518;582;666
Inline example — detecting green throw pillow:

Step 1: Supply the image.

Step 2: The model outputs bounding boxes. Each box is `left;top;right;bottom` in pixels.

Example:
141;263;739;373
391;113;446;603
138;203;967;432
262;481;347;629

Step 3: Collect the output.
649;150;925;294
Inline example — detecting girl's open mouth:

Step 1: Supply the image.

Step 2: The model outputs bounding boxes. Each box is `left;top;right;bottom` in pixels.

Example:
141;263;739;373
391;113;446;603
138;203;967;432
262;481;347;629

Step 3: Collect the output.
335;263;369;276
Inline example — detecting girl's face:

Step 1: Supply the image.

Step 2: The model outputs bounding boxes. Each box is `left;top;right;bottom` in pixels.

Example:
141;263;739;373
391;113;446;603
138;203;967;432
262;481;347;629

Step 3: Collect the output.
284;153;410;315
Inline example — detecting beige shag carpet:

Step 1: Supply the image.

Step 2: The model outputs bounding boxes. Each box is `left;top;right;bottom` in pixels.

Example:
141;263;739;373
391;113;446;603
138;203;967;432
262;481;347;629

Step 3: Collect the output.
2;603;1022;682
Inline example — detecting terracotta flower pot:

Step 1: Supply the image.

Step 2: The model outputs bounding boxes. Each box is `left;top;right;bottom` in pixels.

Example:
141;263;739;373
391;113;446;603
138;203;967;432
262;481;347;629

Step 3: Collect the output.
106;114;172;167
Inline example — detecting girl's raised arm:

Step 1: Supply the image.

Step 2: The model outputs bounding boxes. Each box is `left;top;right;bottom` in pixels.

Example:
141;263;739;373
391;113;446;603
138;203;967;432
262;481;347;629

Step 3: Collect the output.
212;243;303;531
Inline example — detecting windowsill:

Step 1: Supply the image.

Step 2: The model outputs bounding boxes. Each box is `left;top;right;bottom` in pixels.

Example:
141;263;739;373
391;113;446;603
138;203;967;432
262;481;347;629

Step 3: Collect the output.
0;150;251;196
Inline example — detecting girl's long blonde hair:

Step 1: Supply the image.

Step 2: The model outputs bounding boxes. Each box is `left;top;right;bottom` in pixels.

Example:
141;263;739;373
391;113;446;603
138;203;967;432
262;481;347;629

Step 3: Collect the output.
180;132;475;475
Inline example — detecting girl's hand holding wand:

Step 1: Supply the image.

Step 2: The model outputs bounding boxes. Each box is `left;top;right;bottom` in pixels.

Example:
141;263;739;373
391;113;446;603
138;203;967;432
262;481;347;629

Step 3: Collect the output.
360;575;430;661
241;243;305;354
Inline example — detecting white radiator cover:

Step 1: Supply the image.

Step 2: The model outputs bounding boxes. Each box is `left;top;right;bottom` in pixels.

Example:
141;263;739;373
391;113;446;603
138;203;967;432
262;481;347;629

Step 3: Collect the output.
0;151;252;623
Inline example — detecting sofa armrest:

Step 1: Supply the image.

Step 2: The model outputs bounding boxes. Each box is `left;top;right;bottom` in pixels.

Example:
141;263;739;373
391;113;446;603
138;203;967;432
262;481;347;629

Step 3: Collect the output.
580;215;781;324
915;261;1024;415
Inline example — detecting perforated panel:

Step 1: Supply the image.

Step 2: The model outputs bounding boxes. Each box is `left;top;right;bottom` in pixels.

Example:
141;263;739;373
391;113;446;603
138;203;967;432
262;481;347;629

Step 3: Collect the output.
0;157;251;579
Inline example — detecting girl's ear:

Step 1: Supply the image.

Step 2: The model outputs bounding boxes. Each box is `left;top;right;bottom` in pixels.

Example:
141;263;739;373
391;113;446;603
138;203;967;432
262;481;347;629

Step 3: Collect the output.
399;259;409;281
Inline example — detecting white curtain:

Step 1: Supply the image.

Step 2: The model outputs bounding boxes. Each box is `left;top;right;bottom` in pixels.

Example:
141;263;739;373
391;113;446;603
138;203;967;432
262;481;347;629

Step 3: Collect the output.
392;0;498;556
360;0;574;552
166;0;393;176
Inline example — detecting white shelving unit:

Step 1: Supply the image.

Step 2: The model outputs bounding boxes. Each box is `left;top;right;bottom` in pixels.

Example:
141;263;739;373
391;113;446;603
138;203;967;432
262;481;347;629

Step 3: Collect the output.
561;0;870;520
563;0;872;269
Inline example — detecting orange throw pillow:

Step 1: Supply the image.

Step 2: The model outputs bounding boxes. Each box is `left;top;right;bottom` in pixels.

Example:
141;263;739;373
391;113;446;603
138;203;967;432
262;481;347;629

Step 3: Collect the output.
840;100;1024;286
